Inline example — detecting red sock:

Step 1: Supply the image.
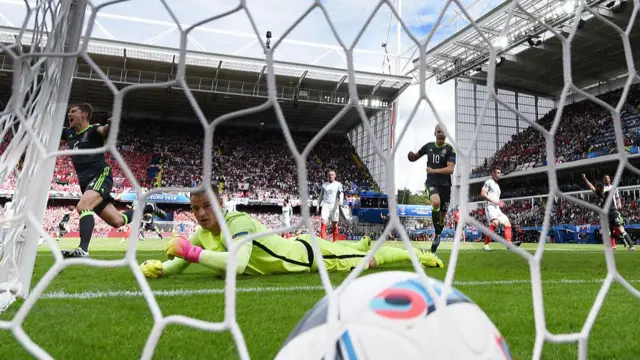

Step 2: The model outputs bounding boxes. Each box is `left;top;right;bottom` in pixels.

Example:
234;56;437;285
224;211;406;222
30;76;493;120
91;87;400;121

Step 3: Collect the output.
485;224;495;245
612;236;617;248
332;224;339;242
321;223;326;240
504;226;512;243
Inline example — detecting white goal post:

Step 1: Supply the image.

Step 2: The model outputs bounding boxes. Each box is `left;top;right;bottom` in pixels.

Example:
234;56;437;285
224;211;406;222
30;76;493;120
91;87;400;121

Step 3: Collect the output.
0;0;87;311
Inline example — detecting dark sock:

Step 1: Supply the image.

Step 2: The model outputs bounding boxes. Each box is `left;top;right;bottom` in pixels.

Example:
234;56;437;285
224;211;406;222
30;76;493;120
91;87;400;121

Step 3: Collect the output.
430;235;441;253
121;210;134;226
144;204;154;214
431;207;442;253
432;207;441;234
78;210;95;252
622;232;633;247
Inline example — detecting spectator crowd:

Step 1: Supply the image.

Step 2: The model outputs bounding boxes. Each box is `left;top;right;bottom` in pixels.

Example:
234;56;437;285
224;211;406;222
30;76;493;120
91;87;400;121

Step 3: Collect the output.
5;82;640;238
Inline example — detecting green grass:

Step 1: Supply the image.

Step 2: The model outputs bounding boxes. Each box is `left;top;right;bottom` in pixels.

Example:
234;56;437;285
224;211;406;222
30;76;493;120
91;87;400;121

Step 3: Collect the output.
0;238;638;359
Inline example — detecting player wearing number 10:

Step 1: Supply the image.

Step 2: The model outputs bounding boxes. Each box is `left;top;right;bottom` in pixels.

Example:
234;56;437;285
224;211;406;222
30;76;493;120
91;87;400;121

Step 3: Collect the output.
407;124;456;254
139;187;444;279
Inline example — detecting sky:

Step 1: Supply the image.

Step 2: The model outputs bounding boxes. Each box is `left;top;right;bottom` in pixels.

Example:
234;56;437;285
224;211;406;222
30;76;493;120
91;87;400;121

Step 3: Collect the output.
0;0;503;192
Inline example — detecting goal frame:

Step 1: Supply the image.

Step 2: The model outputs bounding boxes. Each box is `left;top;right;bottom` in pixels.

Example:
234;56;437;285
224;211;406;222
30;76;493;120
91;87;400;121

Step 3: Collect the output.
0;0;87;303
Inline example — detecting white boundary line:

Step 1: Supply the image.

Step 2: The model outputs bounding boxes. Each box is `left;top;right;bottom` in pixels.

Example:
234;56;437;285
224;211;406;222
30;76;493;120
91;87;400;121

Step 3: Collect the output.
39;279;640;300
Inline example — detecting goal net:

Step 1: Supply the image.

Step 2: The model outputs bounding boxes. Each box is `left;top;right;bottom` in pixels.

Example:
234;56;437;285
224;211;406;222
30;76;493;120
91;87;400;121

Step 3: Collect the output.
0;0;85;311
0;0;638;359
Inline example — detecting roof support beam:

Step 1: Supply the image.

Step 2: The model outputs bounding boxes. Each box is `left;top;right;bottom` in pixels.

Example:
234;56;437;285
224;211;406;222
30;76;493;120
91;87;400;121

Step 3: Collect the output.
296;70;307;89
252;65;266;95
434;53;458;62
480;26;501;36
123;48;127;72
213;60;222;83
455;41;487;53
333;75;347;92
371;79;385;95
511;10;535;22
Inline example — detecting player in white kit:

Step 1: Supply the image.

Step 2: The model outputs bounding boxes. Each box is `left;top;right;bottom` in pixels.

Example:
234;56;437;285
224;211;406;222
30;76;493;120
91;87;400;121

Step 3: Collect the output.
317;168;343;242
480;166;521;251
223;194;237;213
282;197;293;238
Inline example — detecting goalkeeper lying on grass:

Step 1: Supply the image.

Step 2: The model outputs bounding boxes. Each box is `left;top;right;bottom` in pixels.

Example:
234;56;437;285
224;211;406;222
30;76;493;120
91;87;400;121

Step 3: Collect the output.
140;188;443;279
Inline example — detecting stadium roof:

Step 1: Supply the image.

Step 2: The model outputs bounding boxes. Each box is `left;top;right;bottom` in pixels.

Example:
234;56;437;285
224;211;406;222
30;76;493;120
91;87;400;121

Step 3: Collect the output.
410;0;639;98
0;25;411;133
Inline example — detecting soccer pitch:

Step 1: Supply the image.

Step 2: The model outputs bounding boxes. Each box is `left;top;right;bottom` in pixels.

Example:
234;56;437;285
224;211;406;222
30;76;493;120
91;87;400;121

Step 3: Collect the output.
0;238;638;359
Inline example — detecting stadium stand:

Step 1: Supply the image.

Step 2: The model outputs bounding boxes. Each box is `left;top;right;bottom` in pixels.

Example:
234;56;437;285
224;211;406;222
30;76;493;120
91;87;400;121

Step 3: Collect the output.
1;120;376;199
5;81;640;240
471;83;640;178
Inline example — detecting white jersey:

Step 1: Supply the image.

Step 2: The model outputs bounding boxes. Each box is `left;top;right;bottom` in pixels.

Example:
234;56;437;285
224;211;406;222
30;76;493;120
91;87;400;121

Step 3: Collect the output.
320;181;343;208
603;184;620;210
224;200;236;213
142;213;153;226
282;203;292;219
483;179;508;223
483;179;501;210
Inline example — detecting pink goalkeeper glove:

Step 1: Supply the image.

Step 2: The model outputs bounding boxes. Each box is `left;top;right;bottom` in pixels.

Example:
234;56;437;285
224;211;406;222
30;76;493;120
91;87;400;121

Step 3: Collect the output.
165;236;203;263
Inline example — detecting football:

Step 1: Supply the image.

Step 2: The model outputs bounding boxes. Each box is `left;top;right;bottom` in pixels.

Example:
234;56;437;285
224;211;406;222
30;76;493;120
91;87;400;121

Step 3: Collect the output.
276;271;512;360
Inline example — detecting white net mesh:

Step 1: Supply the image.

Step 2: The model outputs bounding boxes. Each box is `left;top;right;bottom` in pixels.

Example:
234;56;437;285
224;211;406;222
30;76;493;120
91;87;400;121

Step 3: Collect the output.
0;0;638;359
0;0;83;310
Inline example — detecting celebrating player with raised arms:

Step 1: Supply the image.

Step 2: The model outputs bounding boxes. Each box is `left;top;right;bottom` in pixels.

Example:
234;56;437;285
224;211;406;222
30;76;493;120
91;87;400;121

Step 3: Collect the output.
317;168;343;242
582;173;636;252
139;187;444;279
480;166;521;250
60;103;166;258
407;124;456;254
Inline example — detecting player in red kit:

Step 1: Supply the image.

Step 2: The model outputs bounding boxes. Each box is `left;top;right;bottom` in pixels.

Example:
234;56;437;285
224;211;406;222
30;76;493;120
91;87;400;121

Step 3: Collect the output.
453;206;465;243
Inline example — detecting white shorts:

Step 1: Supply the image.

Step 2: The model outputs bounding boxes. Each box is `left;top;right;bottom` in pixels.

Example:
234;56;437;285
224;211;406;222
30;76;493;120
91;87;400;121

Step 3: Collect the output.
321;204;340;222
486;207;509;225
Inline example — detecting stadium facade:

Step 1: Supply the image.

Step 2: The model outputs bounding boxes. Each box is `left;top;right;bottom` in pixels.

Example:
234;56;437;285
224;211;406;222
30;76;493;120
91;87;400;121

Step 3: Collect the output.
408;0;640;212
0;25;411;201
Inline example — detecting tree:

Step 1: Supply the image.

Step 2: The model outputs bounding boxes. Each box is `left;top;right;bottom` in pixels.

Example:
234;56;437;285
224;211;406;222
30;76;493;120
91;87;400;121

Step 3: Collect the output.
397;188;430;205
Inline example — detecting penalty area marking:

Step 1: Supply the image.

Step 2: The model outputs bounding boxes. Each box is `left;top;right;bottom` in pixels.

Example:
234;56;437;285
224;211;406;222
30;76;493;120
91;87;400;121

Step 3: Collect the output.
39;278;640;300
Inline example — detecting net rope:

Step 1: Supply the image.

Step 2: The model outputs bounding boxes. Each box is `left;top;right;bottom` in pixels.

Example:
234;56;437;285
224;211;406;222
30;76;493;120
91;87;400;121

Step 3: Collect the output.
0;0;637;359
0;0;75;308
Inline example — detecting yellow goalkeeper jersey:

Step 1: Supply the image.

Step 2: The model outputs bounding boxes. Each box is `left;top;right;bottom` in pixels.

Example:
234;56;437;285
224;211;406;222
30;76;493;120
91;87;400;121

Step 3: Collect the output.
163;211;313;276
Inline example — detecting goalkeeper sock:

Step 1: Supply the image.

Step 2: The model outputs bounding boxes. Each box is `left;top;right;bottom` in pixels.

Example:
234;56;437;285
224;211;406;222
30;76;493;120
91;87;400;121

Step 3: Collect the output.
78;210;95;252
504;226;513;242
321;223;327;240
332;224;339;242
485;224;495;245
374;246;410;266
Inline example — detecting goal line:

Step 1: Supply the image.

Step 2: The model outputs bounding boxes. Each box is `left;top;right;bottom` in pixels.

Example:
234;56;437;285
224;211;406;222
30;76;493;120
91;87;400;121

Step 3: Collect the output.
38;278;640;301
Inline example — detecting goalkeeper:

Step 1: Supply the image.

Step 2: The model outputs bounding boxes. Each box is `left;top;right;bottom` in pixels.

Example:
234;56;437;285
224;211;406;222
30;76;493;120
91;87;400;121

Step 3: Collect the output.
140;188;444;279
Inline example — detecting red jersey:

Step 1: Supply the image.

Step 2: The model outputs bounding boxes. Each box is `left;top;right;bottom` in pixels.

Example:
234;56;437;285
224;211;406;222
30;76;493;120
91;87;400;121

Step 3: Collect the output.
453;209;460;223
